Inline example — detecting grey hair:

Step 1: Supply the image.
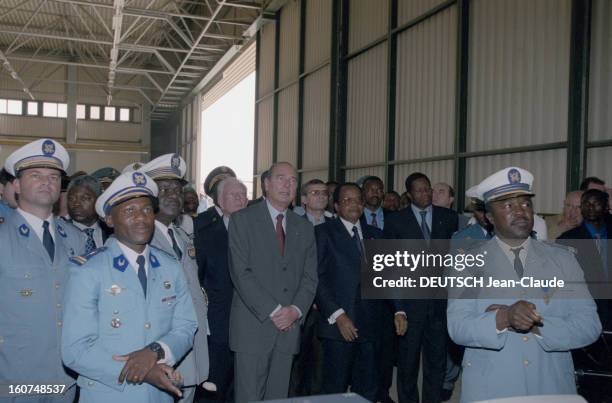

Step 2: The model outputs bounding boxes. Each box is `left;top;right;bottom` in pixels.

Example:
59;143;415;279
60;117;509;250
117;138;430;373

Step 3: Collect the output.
217;177;247;200
67;175;103;197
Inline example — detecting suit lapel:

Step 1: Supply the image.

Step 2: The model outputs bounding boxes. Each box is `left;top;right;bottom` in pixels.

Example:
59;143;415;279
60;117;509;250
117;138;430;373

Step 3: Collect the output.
283;211;300;262
333;218;362;261
152;226;174;257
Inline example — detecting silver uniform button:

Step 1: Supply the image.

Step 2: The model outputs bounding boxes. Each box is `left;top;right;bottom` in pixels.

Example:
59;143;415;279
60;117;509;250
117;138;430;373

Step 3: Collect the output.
144;322;151;329
111;318;121;328
57;321;62;327
113;310;119;315
87;381;94;387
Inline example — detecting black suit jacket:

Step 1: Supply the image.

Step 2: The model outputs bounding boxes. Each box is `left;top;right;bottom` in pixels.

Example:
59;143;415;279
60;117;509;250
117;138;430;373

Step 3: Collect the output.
383;205;459;321
557;215;612;330
195;217;233;344
194;206;222;234
316;218;384;342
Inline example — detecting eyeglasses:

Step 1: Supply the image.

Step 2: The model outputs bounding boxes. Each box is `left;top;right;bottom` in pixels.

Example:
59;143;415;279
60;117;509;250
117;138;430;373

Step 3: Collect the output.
308;190;329;197
339;197;363;206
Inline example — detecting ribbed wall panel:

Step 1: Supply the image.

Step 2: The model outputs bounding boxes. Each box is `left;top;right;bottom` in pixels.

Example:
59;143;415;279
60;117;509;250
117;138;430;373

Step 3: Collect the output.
304;0;332;71
346;43;388;166
395;5;457;160
301;169;328;183
0;115;64;138
279;0;301;86
345;166;386;184
277;84;299;165
77;121;141;142
72;150;145;176
398;0;447;25
588;0;612;141
348;0;389;53
466;149;567;214
394;159;454;194
303;66;330;170
258;21;276;96
586;147;612;186
468;0;571;152
257;97;274;173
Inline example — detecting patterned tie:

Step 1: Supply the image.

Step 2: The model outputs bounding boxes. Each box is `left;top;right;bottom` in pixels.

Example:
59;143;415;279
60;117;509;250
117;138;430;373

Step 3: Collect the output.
371;212;379;229
136;255;147;297
510;247;524;278
42;221;55;262
276;214;285;256
168;228;183;260
84;228;96;254
419;210;431;240
352;226;363;256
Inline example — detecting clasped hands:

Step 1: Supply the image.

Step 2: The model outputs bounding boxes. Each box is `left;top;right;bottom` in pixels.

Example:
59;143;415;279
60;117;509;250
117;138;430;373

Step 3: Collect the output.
112;347;184;397
487;300;543;334
271;306;300;331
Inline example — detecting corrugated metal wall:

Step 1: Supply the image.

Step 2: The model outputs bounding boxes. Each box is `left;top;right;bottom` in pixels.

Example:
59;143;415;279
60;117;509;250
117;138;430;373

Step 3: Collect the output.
466;149;567;213
304;0;332;70
398;0;447;24
277;84;299;164
253;0;611;213
588;0;612;142
258;22;276;96
279;0;301;87
348;0;389;53
395;5;457;161
302;66;331;171
346;43;388;166
468;0;571;152
257;97;275;173
586;147;612;185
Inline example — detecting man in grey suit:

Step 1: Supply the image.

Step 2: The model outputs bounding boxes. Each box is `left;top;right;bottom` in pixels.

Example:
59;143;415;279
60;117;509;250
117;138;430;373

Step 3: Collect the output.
228;162;318;402
141;153;209;403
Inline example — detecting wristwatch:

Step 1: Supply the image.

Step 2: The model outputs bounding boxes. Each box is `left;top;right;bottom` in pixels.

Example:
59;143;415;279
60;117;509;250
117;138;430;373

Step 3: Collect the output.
147;342;165;361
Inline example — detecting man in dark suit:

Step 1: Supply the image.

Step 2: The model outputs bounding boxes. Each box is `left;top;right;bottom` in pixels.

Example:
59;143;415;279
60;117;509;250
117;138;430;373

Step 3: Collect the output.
357;176;396;403
195;177;249;402
194;166;236;234
228;162;318;402
557;188;611;403
384;172;458;403
316;182;406;401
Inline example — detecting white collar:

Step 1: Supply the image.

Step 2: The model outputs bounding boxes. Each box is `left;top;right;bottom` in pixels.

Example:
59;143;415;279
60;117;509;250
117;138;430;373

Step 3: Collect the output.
116;240;150;275
72;220;100;231
339;216;362;238
17;208;55;242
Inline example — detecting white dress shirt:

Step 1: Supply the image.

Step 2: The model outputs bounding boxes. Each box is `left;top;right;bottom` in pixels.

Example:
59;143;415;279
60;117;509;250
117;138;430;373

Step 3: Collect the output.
17;208;55;243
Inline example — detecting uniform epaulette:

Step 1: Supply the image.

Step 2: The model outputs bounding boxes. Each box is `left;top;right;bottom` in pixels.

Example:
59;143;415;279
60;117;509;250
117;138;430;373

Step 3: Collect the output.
542;240;577;255
70;247;107;265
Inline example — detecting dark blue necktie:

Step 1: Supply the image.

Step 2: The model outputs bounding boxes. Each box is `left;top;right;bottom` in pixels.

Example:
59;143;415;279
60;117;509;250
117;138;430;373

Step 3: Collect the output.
136;255;147;297
352;226;363;256
84;228;96;254
511;247;524;278
42;221;55;262
168;228;182;260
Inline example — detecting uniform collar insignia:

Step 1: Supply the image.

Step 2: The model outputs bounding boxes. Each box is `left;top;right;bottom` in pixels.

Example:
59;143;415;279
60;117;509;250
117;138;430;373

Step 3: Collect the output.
149;253;160;268
57;224;67;238
113;255;128;272
18;224;30;237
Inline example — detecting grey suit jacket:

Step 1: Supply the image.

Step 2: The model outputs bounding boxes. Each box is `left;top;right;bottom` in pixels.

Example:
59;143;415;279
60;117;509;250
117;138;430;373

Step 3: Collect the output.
151;224;209;386
228;201;318;354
